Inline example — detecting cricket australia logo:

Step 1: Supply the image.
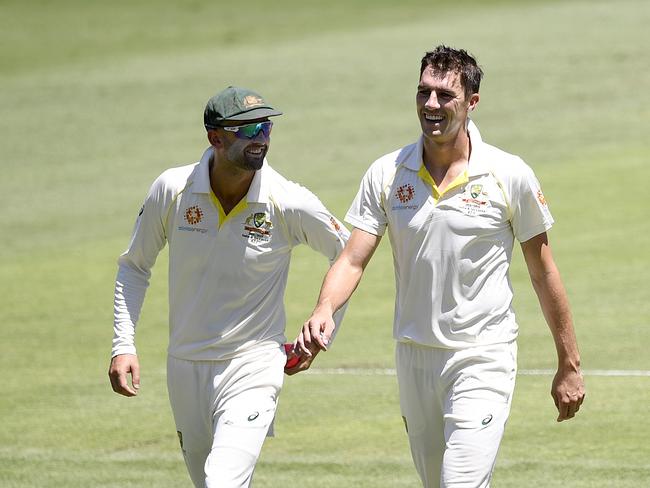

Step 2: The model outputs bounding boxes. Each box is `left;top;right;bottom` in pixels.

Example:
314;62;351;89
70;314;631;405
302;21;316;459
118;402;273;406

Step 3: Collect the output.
243;95;264;108
243;212;273;243
184;205;204;225
396;184;415;204
461;184;489;216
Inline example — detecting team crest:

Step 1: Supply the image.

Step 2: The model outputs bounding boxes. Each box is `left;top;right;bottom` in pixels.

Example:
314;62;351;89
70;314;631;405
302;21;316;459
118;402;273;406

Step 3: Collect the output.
537;190;547;206
184;205;204;225
253;212;266;228
243;95;264;108
396;184;415;204
243;212;273;242
470;184;483;199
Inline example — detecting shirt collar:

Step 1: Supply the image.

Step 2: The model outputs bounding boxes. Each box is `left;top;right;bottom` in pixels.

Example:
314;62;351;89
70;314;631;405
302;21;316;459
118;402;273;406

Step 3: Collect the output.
190;146;270;204
399;118;489;176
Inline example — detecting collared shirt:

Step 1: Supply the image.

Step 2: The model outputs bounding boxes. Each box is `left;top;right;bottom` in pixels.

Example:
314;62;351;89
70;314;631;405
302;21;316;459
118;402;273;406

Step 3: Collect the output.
345;122;553;349
113;147;349;361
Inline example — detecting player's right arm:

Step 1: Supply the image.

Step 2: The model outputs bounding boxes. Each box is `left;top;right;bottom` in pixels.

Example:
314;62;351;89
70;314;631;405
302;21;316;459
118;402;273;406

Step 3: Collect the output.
109;173;170;396
297;228;381;355
294;157;388;360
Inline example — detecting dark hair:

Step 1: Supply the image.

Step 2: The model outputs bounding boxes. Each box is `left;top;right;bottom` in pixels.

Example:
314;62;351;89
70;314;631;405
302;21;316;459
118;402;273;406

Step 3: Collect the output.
419;45;483;97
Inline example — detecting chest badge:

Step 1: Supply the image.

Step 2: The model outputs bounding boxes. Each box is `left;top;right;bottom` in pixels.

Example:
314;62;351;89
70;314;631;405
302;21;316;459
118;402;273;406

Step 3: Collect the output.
392;183;419;211
184;205;204;225
243;212;273;243
396;184;415;204
178;205;208;233
461;184;490;216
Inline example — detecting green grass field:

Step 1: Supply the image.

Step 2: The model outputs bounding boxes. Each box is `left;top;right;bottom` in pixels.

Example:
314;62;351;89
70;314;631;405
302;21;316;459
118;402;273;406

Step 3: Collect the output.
1;0;649;486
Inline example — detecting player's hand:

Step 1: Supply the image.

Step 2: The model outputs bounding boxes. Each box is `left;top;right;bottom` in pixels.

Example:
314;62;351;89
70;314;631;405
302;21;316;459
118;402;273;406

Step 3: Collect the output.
297;306;335;354
551;366;585;422
108;353;140;397
284;340;320;376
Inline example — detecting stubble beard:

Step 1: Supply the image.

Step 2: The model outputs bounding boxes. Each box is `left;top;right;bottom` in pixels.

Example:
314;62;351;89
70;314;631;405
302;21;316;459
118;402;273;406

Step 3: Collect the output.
227;144;268;172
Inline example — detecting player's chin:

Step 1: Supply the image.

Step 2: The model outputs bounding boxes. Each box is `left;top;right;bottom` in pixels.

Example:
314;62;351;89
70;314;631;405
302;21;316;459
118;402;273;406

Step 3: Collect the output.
243;148;267;170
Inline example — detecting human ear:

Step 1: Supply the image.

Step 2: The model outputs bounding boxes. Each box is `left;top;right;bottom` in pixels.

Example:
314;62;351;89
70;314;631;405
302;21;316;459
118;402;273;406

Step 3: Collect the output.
468;93;480;111
207;130;222;148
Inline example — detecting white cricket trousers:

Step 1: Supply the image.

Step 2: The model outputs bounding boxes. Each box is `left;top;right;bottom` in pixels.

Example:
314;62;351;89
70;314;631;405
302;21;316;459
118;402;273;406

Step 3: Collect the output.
396;341;517;488
167;346;285;488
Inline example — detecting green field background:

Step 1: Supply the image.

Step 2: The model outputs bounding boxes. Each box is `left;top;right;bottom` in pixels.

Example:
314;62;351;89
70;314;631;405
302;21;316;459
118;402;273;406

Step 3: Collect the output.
1;0;649;486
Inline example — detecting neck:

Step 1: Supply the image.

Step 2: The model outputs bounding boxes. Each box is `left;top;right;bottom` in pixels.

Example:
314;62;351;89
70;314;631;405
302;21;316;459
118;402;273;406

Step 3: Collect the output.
209;156;255;212
422;128;471;168
421;129;471;187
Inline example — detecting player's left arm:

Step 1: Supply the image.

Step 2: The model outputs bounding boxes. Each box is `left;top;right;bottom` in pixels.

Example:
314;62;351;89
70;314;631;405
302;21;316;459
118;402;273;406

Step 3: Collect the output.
521;232;586;422
280;189;350;374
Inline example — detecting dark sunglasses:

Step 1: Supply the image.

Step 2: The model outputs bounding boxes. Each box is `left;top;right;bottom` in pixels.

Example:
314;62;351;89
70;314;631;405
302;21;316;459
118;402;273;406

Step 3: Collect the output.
222;121;273;139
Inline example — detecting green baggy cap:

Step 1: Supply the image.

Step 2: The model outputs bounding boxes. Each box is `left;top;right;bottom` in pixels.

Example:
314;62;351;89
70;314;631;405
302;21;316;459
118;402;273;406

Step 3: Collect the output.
204;86;282;129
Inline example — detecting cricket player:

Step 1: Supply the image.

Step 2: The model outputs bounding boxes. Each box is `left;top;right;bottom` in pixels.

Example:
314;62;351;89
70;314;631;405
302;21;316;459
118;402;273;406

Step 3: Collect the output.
295;46;585;487
108;86;349;487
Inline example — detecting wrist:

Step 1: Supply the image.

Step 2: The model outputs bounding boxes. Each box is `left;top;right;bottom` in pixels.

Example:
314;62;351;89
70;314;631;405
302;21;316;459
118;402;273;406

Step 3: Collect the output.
557;355;581;372
314;299;336;317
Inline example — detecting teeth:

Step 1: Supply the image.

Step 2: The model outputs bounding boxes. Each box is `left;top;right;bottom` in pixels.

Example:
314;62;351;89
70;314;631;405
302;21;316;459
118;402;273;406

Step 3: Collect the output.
425;114;444;121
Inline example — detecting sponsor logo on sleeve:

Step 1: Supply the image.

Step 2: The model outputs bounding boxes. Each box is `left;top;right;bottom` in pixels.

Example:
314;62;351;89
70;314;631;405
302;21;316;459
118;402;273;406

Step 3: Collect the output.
537;190;547;206
329;216;341;232
328;215;348;240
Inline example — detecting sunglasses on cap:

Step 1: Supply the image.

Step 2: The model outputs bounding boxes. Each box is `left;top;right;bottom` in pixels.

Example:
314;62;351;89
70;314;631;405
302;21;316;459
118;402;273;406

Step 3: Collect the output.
222;121;273;139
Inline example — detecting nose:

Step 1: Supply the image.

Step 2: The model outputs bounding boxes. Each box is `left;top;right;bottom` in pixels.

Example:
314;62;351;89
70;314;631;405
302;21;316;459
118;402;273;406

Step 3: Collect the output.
252;134;268;146
252;126;270;142
425;92;440;110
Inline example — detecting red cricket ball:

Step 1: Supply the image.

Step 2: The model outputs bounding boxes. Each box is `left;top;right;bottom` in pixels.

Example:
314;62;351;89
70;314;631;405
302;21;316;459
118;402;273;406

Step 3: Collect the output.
284;343;300;368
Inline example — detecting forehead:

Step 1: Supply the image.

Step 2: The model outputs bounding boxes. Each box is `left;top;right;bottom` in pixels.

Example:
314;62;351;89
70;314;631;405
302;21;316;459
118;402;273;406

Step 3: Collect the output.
418;67;463;91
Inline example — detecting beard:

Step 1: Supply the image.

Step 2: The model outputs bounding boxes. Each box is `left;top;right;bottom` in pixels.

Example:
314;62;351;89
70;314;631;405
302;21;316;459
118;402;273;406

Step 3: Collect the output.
227;143;268;171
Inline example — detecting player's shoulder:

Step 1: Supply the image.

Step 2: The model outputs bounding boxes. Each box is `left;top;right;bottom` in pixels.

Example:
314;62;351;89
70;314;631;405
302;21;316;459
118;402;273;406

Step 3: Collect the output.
364;141;418;183
264;164;321;211
377;142;417;169
155;162;198;189
147;161;198;200
477;141;535;182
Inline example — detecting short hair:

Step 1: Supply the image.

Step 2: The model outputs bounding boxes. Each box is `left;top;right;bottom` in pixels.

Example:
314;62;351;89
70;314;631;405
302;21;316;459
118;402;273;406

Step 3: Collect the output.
419;45;483;97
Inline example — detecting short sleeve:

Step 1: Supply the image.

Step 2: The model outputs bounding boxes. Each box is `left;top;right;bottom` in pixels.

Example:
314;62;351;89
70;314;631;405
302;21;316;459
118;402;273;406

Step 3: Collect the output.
283;188;350;263
509;159;554;242
345;162;388;236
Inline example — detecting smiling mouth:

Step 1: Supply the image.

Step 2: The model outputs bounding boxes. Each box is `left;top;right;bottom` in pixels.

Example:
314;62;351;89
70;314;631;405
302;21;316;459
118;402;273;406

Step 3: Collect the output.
246;145;266;156
424;113;444;122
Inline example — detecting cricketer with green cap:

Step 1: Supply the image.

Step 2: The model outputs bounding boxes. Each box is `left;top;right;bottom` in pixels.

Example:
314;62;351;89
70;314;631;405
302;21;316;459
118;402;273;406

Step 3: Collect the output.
109;86;349;487
204;86;283;128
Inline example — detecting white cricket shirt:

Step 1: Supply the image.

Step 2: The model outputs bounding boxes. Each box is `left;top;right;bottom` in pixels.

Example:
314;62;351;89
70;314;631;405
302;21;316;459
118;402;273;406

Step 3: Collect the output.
345;123;553;349
113;147;349;361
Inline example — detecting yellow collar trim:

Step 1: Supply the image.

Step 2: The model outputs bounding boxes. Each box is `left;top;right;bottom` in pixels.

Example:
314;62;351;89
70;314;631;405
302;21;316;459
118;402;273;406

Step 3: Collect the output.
417;165;469;203
210;190;248;228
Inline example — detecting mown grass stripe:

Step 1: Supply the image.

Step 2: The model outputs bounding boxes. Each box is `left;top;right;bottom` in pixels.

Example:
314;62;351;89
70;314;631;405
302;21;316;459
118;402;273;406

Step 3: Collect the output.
307;368;650;377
